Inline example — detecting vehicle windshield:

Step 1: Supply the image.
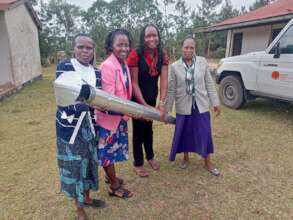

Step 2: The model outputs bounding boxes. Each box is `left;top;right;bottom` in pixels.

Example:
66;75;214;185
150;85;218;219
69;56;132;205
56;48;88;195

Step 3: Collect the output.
270;24;293;54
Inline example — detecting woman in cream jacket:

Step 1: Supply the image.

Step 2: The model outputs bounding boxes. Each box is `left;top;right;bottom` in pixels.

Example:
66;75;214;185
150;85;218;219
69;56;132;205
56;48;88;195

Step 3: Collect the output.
165;36;221;176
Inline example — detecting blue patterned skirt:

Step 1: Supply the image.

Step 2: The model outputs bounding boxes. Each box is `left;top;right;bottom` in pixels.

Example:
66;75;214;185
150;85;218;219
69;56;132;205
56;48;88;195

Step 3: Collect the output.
97;120;129;167
56;117;98;208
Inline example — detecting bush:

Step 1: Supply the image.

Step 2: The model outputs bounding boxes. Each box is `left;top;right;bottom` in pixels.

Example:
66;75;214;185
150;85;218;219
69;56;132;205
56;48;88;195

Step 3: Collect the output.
41;57;50;67
214;47;226;58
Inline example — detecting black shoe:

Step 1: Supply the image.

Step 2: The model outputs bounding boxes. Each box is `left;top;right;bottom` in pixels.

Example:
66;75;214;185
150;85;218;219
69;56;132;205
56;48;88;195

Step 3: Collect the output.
84;199;107;209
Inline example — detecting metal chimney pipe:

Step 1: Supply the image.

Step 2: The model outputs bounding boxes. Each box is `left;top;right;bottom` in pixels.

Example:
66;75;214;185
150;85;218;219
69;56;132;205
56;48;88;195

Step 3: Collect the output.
54;71;175;124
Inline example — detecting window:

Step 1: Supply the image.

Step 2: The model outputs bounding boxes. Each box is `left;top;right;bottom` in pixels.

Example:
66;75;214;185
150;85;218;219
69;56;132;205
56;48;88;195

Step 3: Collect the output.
279;25;293;54
271;28;282;42
270;25;293;54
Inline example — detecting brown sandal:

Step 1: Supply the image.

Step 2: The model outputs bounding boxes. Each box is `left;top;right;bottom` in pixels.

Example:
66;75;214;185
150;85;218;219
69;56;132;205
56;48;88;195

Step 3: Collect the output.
108;185;133;199
134;166;149;177
148;159;160;170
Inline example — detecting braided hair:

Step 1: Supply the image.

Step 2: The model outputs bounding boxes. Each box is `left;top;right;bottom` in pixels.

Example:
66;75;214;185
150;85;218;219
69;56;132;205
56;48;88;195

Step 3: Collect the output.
105;29;132;55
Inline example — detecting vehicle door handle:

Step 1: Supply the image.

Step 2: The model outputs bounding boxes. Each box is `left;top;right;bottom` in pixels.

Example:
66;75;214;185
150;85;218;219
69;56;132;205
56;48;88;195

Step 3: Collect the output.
264;64;278;67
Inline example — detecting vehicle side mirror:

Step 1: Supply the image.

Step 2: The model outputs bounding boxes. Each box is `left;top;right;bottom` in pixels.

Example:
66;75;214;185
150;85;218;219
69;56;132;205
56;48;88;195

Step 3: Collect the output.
273;42;280;58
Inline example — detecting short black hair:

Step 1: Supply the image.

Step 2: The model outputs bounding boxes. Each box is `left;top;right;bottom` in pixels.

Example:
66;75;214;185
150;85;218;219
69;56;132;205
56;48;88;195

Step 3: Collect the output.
181;35;196;47
72;34;95;65
105;29;132;55
72;33;94;48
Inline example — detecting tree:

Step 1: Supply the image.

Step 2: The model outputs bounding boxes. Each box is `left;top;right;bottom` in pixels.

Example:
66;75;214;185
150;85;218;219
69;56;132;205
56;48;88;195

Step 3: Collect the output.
37;0;83;62
84;0;163;58
160;0;176;55
217;0;240;22
196;0;223;25
240;6;247;14
107;0;163;31
190;0;223;56
189;0;245;58
249;0;273;11
46;0;82;43
83;0;111;59
35;0;244;62
168;0;192;58
28;0;38;6
171;0;191;35
208;0;240;57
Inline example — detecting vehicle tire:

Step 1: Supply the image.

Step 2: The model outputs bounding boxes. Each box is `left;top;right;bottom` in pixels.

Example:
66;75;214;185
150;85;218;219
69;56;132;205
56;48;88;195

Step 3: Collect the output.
219;75;246;109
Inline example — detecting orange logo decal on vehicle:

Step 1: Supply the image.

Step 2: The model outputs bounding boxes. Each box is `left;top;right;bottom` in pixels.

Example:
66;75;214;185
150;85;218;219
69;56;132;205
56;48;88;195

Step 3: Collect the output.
272;71;280;80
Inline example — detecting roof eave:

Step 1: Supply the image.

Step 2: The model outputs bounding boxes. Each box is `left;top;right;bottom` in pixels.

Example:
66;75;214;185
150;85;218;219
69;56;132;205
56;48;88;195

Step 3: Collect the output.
0;0;41;30
194;13;293;33
3;0;24;11
24;1;41;30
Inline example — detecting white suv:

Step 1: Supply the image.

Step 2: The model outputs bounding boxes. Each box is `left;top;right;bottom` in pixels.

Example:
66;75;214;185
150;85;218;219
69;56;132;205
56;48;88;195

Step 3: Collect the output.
216;19;293;109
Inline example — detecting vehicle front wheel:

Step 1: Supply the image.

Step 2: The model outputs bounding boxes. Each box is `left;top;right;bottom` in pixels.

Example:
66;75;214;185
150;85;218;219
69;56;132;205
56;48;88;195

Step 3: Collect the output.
219;75;246;109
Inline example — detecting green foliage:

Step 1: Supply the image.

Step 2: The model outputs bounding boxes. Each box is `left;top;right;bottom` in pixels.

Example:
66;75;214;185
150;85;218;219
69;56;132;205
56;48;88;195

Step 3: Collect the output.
214;47;226;58
167;0;193;59
37;0;84;64
83;0;164;58
33;0;266;62
28;0;38;6
191;0;223;57
40;57;50;67
217;0;240;22
196;0;222;25
249;0;272;11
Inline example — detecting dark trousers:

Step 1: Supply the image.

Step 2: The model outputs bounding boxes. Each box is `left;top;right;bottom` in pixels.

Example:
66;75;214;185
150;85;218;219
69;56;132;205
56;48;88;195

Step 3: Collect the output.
132;119;154;166
132;99;156;167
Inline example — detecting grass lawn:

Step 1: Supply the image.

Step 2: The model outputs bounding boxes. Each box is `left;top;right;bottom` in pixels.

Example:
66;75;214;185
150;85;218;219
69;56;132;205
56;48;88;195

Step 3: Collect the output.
1;65;293;219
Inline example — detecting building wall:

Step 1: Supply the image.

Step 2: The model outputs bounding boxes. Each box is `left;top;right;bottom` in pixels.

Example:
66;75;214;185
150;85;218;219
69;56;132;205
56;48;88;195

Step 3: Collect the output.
230;25;271;56
4;4;41;87
225;30;233;57
227;22;287;57
0;12;13;86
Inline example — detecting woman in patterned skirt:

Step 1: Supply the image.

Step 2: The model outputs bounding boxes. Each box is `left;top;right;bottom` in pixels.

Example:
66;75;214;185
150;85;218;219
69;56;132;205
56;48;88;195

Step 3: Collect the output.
95;29;133;198
55;34;106;220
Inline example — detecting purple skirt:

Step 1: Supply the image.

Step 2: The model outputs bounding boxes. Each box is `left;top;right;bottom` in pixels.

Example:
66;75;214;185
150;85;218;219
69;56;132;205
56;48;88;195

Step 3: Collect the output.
169;103;214;161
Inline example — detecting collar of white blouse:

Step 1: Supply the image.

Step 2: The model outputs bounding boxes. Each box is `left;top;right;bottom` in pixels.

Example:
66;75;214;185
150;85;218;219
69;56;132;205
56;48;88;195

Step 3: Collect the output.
71;58;96;88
